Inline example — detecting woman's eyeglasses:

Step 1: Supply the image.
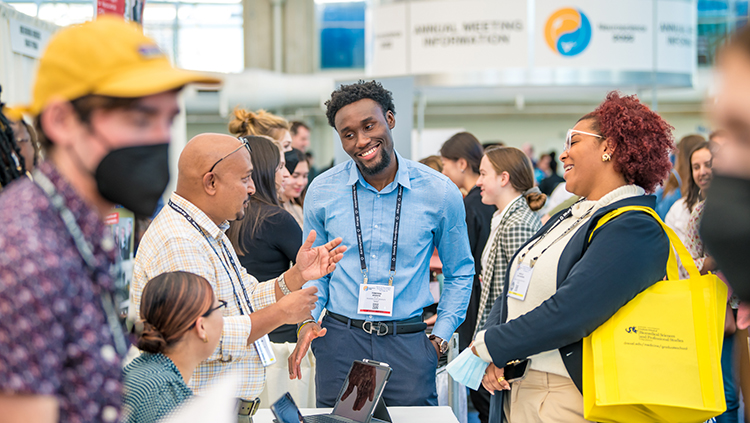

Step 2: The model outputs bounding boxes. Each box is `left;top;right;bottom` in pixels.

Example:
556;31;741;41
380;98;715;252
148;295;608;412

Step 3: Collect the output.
564;129;603;152
188;300;227;329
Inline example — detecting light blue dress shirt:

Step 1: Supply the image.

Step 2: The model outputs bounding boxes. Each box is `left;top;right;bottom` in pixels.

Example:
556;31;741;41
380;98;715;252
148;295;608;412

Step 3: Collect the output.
303;151;474;341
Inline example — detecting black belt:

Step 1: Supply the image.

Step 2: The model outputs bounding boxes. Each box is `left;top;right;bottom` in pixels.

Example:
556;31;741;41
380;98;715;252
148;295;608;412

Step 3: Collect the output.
327;311;427;336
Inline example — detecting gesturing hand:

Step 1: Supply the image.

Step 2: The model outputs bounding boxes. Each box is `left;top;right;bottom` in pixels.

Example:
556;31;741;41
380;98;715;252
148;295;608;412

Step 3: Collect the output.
288;322;326;380
296;231;347;281
277;287;319;325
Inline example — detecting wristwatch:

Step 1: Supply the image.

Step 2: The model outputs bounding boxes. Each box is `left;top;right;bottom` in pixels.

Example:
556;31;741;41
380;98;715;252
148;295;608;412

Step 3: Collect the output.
277;272;292;296
429;334;449;355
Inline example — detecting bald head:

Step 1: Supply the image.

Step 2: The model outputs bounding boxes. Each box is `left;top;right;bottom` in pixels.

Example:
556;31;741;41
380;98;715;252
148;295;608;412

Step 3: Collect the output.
176;133;255;224
178;133;243;186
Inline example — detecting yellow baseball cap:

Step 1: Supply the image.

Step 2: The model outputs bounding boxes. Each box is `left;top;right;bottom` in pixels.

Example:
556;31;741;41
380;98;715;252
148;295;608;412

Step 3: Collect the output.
19;16;221;116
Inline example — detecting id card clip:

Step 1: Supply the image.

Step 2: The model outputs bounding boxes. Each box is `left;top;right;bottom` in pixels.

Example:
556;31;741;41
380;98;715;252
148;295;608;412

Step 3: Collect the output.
254;334;276;367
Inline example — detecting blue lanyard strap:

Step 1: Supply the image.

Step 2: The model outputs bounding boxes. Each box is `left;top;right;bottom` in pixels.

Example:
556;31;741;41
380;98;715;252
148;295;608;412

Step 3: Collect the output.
33;169;129;357
168;200;255;314
352;184;403;286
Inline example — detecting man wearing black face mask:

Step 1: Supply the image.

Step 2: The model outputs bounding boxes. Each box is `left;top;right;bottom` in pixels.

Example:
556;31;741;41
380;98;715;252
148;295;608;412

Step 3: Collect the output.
701;25;750;302
0;17;220;423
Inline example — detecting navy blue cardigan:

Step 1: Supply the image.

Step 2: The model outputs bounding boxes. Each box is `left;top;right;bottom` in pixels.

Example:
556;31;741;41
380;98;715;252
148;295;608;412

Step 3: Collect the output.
482;194;670;393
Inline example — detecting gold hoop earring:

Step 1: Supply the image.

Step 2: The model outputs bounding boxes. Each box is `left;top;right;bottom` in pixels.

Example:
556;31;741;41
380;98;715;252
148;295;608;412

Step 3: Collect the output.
602;153;611;162
202;336;208;344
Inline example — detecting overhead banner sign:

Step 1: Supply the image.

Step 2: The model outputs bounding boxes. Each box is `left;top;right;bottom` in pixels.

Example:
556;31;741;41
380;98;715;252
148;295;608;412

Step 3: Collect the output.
369;3;409;76
369;0;528;76
656;0;696;74
9;18;51;59
534;0;695;73
409;0;527;74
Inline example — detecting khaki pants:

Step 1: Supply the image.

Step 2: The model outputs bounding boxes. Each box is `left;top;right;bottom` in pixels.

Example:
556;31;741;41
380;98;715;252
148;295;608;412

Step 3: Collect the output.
503;370;591;423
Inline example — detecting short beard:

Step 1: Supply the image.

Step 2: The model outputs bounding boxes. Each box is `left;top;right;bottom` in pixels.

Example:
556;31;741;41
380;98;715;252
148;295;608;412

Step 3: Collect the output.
359;146;391;176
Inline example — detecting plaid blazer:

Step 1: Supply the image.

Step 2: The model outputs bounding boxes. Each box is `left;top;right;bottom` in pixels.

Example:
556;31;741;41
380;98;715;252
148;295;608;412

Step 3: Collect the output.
474;197;542;336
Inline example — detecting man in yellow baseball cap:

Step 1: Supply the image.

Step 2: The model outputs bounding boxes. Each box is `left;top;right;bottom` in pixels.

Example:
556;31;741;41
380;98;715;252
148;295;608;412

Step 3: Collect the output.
0;16;220;423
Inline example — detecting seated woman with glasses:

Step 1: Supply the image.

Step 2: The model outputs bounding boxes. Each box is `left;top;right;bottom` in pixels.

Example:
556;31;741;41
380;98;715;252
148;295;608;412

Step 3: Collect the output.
473;92;673;423
123;271;225;423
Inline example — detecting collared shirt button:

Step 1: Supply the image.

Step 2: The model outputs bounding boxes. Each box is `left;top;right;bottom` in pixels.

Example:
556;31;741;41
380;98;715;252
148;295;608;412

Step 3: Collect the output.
374;224;378;228
377;194;380;198
102;406;118;422
371;254;376;258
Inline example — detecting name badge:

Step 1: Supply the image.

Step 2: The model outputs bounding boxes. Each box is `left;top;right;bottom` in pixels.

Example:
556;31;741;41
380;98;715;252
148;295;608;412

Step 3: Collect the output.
357;284;395;316
254;334;276;367
508;263;533;301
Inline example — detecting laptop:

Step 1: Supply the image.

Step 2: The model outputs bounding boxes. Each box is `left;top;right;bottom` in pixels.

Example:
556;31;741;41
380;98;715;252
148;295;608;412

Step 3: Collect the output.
271;359;392;423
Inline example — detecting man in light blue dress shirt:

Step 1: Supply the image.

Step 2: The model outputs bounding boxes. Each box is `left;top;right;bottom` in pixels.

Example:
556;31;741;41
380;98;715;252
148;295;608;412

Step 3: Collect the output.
288;80;474;407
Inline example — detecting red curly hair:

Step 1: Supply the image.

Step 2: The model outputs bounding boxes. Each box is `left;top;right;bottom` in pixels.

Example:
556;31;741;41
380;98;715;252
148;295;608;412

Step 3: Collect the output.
579;92;674;193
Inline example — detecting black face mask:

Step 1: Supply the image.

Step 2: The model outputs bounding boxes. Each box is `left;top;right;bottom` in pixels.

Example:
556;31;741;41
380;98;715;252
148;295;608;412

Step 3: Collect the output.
94;143;170;216
700;174;750;301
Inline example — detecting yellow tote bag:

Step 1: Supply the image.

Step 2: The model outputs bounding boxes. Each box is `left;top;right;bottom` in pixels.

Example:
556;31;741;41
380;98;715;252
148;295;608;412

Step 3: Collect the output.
582;206;727;423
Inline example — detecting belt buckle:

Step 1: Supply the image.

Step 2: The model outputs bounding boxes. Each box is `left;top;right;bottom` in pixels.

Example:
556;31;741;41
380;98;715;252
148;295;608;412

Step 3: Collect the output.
239;398;260;416
363;321;389;336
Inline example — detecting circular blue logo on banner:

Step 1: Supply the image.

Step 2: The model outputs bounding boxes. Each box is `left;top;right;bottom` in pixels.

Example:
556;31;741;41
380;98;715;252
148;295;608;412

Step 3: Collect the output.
545;8;592;57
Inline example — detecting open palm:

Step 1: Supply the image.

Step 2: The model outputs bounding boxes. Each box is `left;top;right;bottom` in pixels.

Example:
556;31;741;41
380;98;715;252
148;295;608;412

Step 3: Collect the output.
296;230;346;281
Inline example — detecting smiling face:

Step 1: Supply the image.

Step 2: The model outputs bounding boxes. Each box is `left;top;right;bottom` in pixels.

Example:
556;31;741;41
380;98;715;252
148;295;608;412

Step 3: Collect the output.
476;155;506;206
559;119;609;198
691;147;713;191
334;98;396;177
283;160;309;199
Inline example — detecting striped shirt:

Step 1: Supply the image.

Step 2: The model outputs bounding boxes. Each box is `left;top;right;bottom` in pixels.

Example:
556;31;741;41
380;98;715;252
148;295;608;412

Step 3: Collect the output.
122;353;192;423
131;192;277;400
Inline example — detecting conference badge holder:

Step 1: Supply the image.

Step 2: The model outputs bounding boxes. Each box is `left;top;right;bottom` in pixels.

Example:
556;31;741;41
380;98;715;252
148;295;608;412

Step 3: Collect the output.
255;334;276;367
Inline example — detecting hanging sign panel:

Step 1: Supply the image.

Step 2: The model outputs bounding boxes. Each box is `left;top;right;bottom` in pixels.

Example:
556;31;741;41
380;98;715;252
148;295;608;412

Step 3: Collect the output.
97;0;127;17
534;0;654;70
409;0;528;74
370;2;409;77
656;0;696;73
9;18;51;59
369;0;528;76
368;0;695;79
534;0;695;73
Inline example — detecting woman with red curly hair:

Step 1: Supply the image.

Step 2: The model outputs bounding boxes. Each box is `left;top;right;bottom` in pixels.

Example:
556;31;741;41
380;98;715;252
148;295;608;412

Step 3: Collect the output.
470;92;672;423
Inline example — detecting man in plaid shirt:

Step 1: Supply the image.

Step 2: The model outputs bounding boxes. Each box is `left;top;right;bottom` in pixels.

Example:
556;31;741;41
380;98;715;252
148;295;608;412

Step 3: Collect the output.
132;133;345;422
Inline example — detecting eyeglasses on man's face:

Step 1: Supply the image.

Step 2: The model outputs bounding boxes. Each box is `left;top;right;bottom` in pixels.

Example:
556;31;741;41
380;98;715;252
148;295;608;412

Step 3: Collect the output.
564;129;603;152
208;138;252;173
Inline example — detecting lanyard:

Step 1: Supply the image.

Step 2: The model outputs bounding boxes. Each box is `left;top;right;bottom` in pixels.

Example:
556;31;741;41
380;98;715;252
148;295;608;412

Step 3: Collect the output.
33;169;129;357
518;199;595;267
168;200;255;314
352;184;403;286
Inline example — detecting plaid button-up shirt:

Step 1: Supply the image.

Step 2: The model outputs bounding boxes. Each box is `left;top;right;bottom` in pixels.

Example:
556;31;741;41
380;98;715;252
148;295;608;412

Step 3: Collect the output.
131;192;277;400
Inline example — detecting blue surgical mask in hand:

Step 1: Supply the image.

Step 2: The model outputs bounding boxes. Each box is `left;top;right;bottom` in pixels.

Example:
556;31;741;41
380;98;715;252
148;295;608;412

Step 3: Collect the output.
446;348;490;390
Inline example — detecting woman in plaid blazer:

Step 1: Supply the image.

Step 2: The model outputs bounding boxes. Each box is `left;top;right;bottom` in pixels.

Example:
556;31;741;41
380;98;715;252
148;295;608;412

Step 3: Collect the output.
473;147;545;337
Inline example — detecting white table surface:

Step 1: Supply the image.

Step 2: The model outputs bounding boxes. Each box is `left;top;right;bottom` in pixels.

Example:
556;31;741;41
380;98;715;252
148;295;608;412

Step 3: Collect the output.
254;406;460;423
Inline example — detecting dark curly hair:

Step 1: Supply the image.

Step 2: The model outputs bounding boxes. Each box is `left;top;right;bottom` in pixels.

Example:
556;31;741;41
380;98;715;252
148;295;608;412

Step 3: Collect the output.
578;92;674;193
325;80;395;128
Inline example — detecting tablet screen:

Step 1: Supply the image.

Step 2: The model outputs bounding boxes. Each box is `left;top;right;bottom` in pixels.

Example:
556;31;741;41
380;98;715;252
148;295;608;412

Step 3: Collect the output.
332;361;389;422
270;392;304;423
